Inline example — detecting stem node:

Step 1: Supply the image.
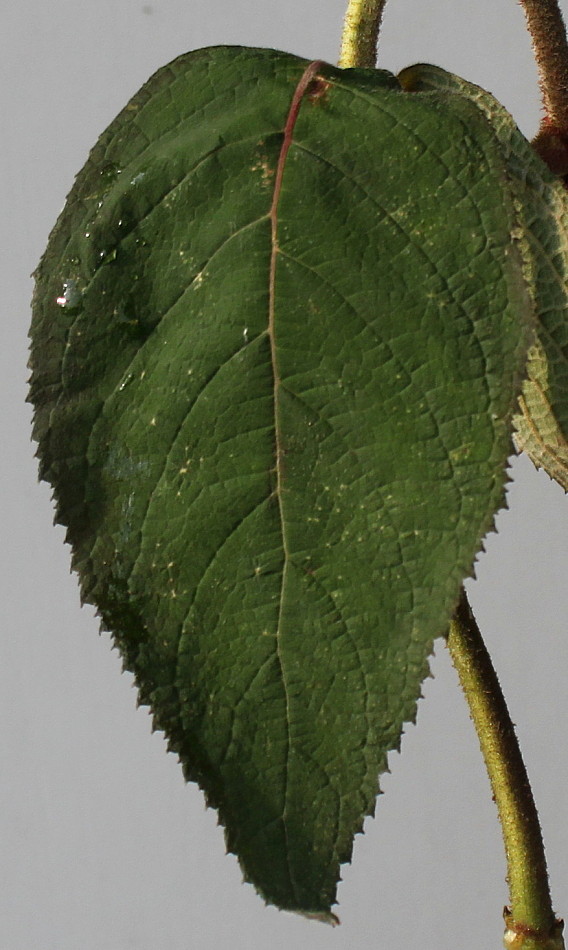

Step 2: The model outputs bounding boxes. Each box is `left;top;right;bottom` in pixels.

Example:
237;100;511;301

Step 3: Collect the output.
504;907;565;950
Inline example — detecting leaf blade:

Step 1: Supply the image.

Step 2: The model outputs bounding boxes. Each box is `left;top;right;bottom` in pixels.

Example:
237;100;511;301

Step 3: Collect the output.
30;47;533;913
399;62;568;491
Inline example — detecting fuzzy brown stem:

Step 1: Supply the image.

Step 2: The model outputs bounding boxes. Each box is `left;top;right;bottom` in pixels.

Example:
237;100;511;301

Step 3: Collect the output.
519;0;568;130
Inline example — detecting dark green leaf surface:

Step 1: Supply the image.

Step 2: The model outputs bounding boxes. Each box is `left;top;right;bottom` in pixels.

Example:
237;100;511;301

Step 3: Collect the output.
30;46;532;915
400;64;568;491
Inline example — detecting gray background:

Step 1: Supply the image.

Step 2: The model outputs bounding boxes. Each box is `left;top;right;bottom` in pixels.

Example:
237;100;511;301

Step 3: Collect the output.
2;1;568;947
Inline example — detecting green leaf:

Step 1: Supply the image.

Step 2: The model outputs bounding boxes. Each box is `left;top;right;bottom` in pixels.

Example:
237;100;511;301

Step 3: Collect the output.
29;46;532;915
400;63;568;491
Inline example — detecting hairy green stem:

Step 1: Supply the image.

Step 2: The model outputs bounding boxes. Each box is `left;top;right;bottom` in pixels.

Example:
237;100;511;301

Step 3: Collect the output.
518;0;568;131
448;589;564;950
338;0;388;68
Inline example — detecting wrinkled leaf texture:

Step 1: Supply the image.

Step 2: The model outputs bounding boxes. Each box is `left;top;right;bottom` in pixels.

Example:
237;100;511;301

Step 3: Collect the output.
30;46;540;916
400;64;568;491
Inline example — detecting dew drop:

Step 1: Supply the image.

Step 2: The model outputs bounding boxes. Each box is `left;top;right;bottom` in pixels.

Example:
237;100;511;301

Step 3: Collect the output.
118;373;134;392
98;248;117;265
56;278;83;310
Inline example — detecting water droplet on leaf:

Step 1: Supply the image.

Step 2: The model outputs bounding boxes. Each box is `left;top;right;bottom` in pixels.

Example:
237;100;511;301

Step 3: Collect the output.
56;278;83;311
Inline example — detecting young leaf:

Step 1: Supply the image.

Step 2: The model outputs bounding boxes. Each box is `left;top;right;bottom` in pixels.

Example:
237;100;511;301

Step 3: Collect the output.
400;63;568;491
29;46;532;915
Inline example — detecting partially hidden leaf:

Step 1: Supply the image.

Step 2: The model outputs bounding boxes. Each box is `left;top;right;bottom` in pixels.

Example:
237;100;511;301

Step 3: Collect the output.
29;46;534;916
400;63;568;491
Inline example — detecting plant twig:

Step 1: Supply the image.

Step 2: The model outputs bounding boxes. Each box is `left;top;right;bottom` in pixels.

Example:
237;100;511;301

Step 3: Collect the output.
518;0;568;174
338;0;388;68
447;588;564;950
519;0;568;130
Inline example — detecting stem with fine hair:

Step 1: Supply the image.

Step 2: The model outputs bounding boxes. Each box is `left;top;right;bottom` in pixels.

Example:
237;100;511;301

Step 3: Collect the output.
518;0;568;173
448;589;564;950
518;0;568;131
338;0;388;68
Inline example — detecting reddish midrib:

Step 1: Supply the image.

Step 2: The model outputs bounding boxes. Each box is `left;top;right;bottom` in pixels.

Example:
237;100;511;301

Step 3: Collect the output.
268;57;326;490
267;59;326;902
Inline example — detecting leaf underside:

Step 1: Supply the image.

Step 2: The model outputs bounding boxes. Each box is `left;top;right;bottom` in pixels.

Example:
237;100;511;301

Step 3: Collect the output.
400;64;568;492
29;47;533;914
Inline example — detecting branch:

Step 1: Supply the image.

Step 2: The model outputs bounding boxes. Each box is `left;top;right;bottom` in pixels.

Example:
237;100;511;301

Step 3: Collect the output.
338;0;388;68
519;0;568;174
447;589;564;950
519;0;568;129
